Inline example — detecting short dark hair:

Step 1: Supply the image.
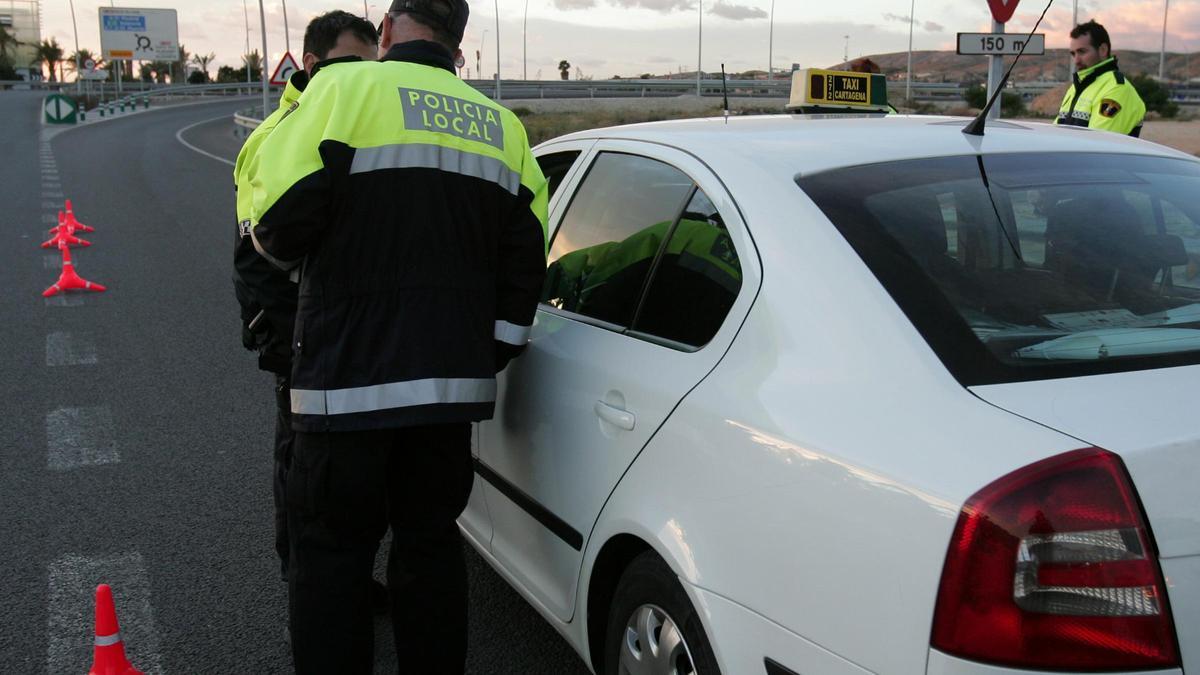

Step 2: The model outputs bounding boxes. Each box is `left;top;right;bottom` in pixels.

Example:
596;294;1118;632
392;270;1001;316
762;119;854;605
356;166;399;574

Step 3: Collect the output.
1070;20;1111;53
389;10;461;52
303;10;377;60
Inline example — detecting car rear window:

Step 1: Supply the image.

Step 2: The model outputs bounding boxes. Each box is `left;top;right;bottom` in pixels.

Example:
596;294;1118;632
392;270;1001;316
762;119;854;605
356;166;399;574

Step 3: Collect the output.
798;152;1200;385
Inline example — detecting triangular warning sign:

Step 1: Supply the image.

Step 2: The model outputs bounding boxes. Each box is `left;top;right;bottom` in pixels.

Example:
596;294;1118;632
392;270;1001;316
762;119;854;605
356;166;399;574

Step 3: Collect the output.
986;0;1019;23
269;52;300;86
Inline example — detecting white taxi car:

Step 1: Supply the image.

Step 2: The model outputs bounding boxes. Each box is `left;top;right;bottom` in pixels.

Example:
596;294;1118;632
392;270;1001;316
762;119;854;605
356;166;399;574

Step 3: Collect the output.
461;100;1200;674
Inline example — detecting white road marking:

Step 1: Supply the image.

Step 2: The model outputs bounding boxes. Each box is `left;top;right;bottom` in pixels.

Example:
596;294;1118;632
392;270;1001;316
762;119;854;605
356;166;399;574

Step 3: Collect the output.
42;213;58;225
44;191;65;199
44;295;85;307
42;200;62;209
46;331;98;366
45;255;63;269
45;406;117;470
47;553;164;675
175;115;237;167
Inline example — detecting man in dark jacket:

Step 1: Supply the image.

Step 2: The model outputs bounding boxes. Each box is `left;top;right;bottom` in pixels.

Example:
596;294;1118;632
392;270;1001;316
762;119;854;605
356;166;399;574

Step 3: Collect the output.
232;9;381;596
245;0;548;672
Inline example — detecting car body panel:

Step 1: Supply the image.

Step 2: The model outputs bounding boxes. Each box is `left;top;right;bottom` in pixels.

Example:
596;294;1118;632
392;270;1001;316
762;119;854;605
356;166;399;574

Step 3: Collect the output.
970;366;1200;559
477;138;763;622
1160;554;1199;673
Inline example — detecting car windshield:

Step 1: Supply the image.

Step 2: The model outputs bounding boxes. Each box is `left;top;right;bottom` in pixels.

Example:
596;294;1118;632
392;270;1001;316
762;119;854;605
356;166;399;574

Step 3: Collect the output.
798;152;1200;385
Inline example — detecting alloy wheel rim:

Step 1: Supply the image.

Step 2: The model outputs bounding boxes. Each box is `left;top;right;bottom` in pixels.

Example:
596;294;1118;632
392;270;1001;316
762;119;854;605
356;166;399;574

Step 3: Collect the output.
618;603;697;675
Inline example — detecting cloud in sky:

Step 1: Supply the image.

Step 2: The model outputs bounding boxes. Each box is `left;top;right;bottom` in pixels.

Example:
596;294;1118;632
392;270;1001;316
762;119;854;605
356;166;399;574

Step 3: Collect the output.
553;0;598;9
709;1;768;21
609;0;697;12
924;21;945;32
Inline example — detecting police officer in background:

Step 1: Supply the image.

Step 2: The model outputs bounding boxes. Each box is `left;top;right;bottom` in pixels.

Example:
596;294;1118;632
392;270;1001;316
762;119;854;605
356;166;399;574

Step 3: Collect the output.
1056;20;1146;137
245;0;548;671
232;10;385;605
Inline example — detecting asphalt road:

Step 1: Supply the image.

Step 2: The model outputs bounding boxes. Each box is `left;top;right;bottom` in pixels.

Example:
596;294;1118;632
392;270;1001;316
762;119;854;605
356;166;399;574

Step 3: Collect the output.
0;93;591;675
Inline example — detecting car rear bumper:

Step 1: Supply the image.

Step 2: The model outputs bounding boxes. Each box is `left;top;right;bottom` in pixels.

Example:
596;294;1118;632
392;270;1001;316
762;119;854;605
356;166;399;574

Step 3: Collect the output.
927;649;1182;674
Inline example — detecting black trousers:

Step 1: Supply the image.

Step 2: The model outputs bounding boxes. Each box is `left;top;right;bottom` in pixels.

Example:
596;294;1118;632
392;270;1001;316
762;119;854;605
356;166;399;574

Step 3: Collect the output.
273;375;293;579
287;423;473;675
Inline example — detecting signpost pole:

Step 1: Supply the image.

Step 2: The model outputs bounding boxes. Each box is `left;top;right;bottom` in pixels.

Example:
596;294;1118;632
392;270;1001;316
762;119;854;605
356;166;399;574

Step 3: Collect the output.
986;19;1004;119
282;0;291;56
258;0;270;116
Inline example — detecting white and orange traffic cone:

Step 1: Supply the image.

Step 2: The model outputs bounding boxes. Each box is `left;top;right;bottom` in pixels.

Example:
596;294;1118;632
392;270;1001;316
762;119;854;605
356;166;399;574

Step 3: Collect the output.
87;584;143;675
43;242;106;297
64;199;95;233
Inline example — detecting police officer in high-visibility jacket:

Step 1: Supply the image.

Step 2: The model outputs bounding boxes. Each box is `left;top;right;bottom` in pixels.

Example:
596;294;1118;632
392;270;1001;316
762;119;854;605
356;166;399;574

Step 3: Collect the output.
1056;20;1146;137
231;9;379;592
245;0;548;671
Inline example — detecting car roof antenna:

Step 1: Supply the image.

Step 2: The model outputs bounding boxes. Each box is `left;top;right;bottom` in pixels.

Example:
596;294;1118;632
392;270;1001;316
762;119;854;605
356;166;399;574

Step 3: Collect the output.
721;63;730;123
963;0;1054;137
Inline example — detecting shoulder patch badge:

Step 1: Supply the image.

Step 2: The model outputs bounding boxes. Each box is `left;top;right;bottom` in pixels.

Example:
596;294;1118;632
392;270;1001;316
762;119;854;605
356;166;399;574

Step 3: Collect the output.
1099;99;1122;118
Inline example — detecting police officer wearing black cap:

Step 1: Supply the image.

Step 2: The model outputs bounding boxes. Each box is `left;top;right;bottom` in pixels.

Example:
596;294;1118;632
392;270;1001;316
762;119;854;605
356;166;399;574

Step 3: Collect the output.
244;0;548;672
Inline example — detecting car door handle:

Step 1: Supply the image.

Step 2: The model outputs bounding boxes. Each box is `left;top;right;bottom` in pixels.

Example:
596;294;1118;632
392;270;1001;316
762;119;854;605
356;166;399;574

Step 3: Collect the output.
594;400;636;431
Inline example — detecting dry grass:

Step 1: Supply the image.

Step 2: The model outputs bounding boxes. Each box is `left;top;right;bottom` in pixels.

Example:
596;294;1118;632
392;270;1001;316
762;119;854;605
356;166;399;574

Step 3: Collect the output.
512;106;719;146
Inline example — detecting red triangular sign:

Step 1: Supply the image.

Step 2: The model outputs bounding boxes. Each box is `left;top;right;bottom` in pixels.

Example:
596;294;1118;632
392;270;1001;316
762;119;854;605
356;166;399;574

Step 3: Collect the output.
986;0;1019;23
269;52;300;86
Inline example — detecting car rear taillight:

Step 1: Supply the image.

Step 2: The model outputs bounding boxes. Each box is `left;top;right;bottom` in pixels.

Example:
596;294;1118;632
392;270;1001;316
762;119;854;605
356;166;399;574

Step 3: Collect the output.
931;448;1180;670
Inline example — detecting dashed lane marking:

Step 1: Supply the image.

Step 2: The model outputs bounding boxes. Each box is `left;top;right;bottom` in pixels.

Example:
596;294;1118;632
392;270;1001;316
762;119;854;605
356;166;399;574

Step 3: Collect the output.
46;331;98;366
47;553;164;675
45;406;117;470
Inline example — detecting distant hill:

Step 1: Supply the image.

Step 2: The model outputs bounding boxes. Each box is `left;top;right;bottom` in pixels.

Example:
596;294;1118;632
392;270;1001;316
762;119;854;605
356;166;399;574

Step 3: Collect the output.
828;49;1197;84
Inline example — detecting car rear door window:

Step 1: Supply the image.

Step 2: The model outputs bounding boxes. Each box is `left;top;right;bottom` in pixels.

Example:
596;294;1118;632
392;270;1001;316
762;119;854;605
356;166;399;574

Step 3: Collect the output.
631;188;743;347
542;152;693;327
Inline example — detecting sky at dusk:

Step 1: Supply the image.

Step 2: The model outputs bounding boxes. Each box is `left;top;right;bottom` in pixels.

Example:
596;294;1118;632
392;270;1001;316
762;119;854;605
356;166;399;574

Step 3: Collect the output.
40;0;1200;79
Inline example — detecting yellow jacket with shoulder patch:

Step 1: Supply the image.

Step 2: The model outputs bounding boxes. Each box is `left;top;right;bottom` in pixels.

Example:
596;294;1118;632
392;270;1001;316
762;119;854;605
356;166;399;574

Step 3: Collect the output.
1055;57;1146;137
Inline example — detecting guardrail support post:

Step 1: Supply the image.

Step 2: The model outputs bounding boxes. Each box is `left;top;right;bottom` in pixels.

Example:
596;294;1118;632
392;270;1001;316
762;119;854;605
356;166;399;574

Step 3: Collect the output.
143;96;149;109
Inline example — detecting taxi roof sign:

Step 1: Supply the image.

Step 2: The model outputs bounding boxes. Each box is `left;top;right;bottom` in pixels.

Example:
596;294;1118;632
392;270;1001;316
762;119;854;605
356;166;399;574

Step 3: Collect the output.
787;69;890;114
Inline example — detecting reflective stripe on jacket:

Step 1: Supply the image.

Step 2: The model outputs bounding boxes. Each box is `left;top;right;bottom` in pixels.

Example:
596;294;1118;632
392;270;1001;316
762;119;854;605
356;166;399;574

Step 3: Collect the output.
1055;57;1146;137
247;41;548;431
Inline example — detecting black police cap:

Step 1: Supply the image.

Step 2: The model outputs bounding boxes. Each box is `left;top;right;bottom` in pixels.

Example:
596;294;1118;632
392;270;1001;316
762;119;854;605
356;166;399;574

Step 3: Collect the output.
388;0;469;44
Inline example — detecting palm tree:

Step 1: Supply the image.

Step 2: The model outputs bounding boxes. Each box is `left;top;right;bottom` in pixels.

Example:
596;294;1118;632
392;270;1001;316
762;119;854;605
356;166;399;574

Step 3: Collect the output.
34;38;64;82
192;51;215;82
173;44;190;83
0;24;22;60
242;49;262;78
558;59;571;80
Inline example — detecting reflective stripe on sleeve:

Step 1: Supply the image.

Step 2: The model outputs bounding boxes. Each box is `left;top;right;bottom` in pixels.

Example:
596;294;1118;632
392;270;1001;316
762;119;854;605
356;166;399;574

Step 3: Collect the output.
250;225;303;271
494;320;531;346
95;632;121;647
351;144;521;196
291;377;497;416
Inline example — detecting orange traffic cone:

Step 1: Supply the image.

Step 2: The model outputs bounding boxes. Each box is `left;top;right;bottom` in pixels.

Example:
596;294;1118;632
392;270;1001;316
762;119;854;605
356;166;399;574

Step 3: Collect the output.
43;244;106;297
64;199;95;233
88;584;143;675
43;213;91;248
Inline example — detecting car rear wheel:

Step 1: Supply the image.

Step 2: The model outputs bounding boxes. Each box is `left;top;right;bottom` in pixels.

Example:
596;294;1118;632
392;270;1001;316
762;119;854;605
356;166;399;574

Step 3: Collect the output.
604;551;720;675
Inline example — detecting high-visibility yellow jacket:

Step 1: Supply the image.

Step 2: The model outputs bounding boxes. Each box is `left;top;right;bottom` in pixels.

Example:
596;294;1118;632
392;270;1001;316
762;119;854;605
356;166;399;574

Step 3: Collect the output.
231;69;308;373
232;57;363;374
246;41;548;431
1055;57;1146;137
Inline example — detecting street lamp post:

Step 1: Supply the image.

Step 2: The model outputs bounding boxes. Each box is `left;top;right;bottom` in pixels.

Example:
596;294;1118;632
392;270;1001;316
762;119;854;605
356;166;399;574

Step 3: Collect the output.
282;0;290;56
523;0;529;81
258;0;269;115
696;0;702;96
767;0;774;81
243;0;252;86
494;0;501;99
1159;0;1169;81
843;35;849;63
68;0;81;92
906;0;915;102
